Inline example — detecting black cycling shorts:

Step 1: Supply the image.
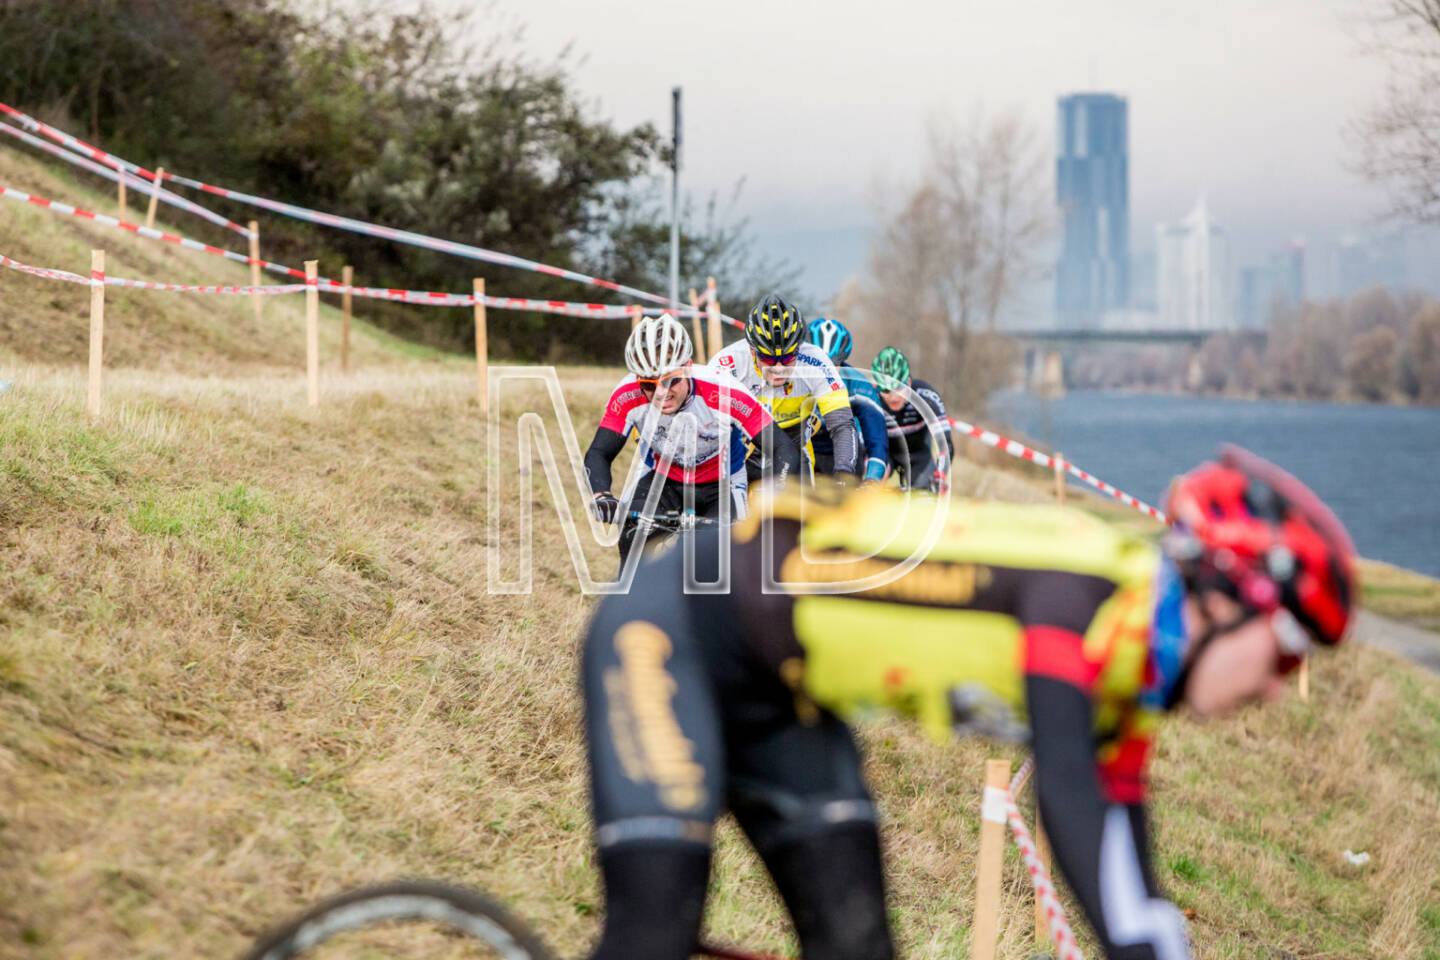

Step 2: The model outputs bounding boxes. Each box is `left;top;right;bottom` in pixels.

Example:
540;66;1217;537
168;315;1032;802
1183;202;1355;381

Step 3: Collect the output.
582;529;877;856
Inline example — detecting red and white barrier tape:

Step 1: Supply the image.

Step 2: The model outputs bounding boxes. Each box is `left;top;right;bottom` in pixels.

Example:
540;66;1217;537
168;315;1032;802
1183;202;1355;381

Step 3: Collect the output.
0;253;304;295
0;122;252;237
0;102;159;182
0;249;709;322
949;416;1168;524
998;760;1085;960
0;185;722;320
0;100;705;312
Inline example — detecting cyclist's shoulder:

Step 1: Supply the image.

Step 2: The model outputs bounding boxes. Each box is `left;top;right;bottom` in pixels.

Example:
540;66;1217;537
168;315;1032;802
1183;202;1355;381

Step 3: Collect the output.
837;362;875;389
793;344;846;396
603;375;647;413
910;378;946;404
691;369;765;418
709;340;750;371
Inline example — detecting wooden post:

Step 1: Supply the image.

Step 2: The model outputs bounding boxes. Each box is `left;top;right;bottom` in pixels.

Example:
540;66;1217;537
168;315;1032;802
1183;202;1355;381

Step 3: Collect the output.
474;278;488;415
305;260;319;408
144;166;164;229
87;249;105;417
248;221;263;326
1054;450;1067;504
706;275;723;359
631;304;643;332
1298;654;1310;702
1034;813;1053;947
971;759;1011;960
117;178;127;220
688;287;706;364
341;265;353;374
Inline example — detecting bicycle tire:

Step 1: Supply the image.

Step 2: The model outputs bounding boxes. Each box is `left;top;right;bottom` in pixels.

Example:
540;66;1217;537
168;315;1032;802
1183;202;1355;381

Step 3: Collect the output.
240;880;557;960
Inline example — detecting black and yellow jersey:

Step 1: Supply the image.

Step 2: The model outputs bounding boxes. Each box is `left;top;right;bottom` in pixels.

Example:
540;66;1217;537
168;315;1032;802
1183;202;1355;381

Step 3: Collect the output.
735;484;1165;803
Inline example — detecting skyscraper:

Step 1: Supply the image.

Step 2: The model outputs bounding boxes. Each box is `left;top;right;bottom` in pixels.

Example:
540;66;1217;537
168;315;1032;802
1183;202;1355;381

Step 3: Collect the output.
1055;93;1129;329
1156;196;1231;331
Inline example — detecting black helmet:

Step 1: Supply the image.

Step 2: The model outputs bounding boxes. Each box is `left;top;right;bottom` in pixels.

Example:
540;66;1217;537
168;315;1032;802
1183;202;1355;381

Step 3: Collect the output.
746;293;804;360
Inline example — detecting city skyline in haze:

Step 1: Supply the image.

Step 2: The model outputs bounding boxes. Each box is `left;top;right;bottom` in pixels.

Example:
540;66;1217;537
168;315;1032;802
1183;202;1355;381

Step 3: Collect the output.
467;0;1430;310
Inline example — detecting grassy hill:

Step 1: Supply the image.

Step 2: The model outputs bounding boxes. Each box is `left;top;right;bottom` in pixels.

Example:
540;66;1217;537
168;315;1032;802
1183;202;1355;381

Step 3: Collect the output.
3;143;1440;960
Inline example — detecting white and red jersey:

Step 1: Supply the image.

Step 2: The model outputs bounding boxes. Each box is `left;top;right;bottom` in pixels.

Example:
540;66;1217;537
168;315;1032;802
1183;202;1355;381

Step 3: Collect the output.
598;369;773;483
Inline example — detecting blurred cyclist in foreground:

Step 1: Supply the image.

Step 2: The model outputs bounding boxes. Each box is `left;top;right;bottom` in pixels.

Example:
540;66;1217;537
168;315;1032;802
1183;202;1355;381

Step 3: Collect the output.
580;445;1355;960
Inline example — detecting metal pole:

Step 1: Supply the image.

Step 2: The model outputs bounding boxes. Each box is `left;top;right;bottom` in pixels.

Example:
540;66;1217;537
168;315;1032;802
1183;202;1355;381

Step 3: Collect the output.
669;86;682;311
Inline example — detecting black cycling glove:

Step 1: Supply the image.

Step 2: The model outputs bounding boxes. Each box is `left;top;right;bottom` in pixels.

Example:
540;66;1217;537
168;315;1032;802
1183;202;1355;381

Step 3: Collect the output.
592;493;621;524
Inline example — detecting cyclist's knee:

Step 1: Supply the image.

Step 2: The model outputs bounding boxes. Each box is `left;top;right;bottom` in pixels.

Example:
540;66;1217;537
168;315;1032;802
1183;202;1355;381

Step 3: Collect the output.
589;842;710;960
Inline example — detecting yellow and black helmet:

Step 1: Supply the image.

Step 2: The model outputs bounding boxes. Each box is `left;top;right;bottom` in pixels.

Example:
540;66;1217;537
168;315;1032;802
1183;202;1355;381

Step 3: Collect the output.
745;293;804;359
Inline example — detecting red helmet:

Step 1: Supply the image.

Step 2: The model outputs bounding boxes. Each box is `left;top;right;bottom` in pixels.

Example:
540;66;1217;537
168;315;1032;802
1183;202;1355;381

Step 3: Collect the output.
1164;445;1357;650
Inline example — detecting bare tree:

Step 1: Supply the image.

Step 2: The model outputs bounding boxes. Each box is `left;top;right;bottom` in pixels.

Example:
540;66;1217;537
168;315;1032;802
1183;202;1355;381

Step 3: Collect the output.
1350;0;1440;224
1404;302;1440;402
1344;325;1400;400
846;108;1050;413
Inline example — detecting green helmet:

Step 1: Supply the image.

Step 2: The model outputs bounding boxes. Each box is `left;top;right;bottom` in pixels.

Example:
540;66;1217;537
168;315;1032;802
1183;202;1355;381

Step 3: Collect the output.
871;346;910;392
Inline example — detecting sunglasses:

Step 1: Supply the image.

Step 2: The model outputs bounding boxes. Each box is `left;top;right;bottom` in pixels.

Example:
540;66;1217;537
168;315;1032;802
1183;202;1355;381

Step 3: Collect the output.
637;369;688;394
756;352;798;367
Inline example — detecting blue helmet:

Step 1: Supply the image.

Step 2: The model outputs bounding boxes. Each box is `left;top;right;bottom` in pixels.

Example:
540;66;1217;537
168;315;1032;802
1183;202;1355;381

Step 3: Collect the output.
808;316;852;364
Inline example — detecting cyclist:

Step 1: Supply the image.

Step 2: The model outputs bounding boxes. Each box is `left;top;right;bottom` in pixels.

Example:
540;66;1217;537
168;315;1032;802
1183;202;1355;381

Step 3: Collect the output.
871;346;953;493
581;446;1355;960
710;293;858;479
583;314;801;562
807;317;891;483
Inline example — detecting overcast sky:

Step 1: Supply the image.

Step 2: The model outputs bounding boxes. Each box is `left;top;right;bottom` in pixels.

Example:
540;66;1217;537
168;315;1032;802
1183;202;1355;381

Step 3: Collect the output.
461;0;1400;301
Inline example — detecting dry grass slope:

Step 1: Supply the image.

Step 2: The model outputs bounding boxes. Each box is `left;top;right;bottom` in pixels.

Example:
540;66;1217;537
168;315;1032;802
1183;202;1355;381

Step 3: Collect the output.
3;143;1440;960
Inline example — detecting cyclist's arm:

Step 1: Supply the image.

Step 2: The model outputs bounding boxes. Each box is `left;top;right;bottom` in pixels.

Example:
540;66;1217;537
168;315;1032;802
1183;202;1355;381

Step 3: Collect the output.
1027;675;1188;960
850;392;891;482
713;379;801;484
584;427;627;496
915;384;954;467
754;421;801;483
807;352;857;475
588;381;645;497
820;406;858;476
1019;571;1188;960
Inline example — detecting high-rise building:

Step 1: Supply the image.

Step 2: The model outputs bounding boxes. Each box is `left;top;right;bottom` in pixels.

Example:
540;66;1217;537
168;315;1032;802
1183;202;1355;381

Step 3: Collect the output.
1335;231;1406;296
1156;196;1231;331
1055;93;1130;329
1237;239;1305;329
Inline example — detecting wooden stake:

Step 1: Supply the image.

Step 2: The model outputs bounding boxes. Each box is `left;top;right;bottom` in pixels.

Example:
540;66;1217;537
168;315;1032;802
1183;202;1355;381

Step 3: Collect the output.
248;221;263;326
631;304;642;331
144;166;164;229
1054;450;1067;504
689;287;705;364
87;249;105;417
305;260;319;408
706;275;723;359
474;278;488;415
971;759;1011;960
118;178;127;220
1298;653;1310;702
1034;812;1053;947
341;265;353;374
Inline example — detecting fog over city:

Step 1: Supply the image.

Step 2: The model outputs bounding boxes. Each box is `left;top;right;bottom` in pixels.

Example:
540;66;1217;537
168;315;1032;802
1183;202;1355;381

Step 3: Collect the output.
484;0;1438;313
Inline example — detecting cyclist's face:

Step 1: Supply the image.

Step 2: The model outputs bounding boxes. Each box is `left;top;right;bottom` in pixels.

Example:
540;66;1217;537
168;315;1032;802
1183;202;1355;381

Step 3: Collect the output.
1182;591;1290;717
880;386;908;412
640;372;690;414
756;351;797;386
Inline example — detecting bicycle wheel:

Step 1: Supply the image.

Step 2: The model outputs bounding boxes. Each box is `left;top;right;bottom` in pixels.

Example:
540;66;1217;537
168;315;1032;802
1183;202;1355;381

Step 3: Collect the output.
241;880;557;960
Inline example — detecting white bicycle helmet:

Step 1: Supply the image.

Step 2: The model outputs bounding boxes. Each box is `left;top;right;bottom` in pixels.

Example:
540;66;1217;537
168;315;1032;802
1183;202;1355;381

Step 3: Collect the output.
624;313;693;378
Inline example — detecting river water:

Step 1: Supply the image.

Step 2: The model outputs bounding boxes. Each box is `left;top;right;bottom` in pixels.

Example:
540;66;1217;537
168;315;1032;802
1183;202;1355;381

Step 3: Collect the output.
988;390;1440;578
